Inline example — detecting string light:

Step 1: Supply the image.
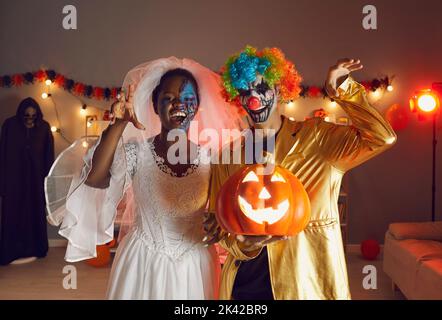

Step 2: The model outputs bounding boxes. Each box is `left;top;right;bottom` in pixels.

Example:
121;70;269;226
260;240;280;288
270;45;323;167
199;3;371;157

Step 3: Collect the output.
371;89;381;99
41;86;72;145
35;75;394;150
286;101;295;108
80;104;87;116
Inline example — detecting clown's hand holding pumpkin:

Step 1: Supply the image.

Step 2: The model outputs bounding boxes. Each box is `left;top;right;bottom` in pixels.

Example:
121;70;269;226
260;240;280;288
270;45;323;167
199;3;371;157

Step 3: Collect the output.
203;209;288;252
206;46;396;300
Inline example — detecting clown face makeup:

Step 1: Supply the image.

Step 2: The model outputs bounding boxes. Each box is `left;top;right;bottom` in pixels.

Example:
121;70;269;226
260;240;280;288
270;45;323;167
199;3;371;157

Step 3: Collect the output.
156;76;199;131
238;75;277;123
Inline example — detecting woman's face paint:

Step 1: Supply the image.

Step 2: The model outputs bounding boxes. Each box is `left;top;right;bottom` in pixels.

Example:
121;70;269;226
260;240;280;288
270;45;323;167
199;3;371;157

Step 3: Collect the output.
178;80;198;129
157;76;199;131
238;74;277;123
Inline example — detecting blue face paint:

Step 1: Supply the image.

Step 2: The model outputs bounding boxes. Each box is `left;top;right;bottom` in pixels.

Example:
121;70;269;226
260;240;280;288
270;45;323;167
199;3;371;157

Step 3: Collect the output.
180;81;197;107
178;80;198;130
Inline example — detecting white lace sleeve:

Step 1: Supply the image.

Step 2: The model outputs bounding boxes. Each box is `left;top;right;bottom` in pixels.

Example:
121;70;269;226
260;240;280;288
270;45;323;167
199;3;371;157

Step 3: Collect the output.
123;142;138;179
59;136;136;262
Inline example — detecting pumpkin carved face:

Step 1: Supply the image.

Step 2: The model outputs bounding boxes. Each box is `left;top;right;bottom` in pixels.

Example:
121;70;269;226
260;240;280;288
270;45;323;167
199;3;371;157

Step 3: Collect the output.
216;164;311;236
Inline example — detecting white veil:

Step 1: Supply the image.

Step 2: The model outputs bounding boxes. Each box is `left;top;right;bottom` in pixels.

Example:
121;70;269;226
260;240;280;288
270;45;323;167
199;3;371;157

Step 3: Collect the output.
120;57;246;145
113;57;246;242
118;57;246;241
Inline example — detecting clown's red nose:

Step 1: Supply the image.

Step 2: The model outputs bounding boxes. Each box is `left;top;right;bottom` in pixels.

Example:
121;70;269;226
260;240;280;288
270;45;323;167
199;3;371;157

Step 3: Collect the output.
247;97;261;110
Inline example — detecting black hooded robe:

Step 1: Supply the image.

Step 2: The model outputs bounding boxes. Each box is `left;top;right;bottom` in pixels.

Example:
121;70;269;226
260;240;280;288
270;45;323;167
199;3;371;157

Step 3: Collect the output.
0;98;54;265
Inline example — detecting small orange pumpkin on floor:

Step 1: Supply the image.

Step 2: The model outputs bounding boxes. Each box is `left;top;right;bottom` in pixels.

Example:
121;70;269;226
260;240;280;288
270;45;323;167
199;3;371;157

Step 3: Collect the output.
216;164;311;236
85;240;115;268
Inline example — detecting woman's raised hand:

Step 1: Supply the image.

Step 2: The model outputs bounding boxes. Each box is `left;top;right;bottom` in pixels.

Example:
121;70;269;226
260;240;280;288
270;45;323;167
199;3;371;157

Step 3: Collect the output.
110;84;145;130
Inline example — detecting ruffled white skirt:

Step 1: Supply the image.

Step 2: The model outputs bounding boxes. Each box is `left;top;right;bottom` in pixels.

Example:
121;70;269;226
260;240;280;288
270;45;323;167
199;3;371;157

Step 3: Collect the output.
106;229;220;300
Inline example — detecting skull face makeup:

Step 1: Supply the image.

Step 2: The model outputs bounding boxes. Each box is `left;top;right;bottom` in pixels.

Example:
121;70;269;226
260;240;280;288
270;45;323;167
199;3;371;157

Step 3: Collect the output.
156;75;199;132
176;80;199;130
23;106;37;128
238;75;277;123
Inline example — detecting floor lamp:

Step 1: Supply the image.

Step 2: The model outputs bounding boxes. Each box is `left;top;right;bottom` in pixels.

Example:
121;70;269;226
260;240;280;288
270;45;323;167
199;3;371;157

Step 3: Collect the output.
410;84;441;221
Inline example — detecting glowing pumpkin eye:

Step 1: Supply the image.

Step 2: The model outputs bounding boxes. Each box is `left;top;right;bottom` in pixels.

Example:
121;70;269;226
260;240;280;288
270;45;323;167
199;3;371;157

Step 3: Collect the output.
242;171;259;182
271;172;286;183
258;187;272;199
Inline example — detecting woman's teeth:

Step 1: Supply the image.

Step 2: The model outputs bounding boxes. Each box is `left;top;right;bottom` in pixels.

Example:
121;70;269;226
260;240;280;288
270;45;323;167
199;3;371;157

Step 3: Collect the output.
170;111;187;122
171;111;186;117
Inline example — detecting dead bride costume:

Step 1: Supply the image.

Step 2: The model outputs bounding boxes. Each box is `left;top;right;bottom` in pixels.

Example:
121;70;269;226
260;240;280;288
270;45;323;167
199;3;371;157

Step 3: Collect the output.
46;57;244;299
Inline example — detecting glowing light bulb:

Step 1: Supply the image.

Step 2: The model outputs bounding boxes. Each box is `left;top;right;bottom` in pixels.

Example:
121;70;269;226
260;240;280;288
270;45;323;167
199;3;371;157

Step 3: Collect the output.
45;79;52;86
80;105;87;116
329;101;337;108
387;85;393;92
50;126;57;132
417;94;438;112
286;101;295;108
82;141;89;148
371;89;381;99
288;117;295;121
385;136;396;145
87;120;93;128
41;92;49;99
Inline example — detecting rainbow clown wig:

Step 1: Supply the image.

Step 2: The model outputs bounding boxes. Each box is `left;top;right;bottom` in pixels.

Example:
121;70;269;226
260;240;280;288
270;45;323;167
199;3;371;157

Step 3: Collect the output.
220;46;302;111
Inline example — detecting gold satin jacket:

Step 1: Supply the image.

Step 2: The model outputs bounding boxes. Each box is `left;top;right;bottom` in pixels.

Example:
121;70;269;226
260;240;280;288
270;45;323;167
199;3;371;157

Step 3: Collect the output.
209;77;397;300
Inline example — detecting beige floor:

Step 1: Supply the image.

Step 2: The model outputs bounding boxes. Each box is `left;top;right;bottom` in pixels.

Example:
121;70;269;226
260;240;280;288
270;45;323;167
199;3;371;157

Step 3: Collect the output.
346;250;405;300
0;247;405;300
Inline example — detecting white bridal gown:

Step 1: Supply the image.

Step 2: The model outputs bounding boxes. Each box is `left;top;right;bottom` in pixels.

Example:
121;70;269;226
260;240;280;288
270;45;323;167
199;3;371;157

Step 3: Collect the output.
59;138;220;299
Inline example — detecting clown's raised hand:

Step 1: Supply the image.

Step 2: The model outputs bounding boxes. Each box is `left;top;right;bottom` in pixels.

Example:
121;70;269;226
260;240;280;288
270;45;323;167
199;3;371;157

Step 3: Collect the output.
325;59;363;98
110;84;145;130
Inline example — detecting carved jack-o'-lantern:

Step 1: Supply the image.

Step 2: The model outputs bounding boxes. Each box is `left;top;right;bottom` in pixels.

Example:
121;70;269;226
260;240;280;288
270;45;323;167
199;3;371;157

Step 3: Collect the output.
216;164;311;236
